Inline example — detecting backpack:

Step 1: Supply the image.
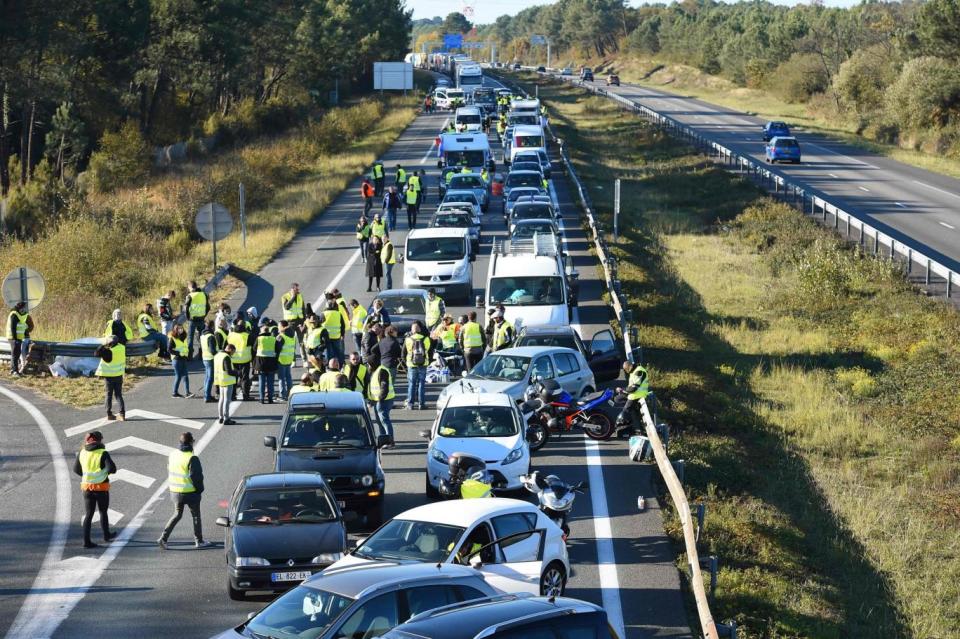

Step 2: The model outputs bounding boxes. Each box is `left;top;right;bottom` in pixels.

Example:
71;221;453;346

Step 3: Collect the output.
411;337;427;366
157;298;172;321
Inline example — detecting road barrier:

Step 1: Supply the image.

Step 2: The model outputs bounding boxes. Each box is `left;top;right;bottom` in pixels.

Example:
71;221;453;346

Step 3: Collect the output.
554;74;960;300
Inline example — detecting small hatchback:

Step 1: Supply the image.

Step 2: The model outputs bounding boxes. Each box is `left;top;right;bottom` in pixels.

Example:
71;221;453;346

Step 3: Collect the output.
765;136;801;164
762;120;791;141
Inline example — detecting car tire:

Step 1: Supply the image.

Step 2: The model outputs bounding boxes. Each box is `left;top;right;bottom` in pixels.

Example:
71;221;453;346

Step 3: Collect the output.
540;561;566;597
228;579;245;601
366;503;384;530
425;474;441;499
580;386;595;399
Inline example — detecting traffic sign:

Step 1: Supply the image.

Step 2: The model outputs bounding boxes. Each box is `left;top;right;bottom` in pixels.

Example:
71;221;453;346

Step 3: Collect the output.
2;266;45;311
444;33;463;49
530;35;546;45
195;202;232;241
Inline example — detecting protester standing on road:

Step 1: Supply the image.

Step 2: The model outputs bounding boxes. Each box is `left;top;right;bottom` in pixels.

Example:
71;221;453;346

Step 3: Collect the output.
362;322;382;370
95;335;126;421
425;288;445;331
344;351;368;394
356;215;371;263
168;323;194;398
402;323;431;410
214;343;237;424
105;308;133;344
372;160;385;196
289;372;315;395
158;432;209;549
276;320;296;400
381;187;400;232
256;324;281;403
185;281;209;358
137;303;169;359
227;319;253;400
281;283;306;365
158;290;176;335
395;164;407;189
317;357;342;390
322;300;346;363
381;236;396;290
405;182;419;228
349;299;367;352
368;364;395;439
6;301;33;376
458;311;486;372
417;170;427;206
200;321;218;403
74;431;117;549
366;298;390;329
360;177;375;216
366;236;383;292
616;360;650;435
492;312;515;351
379;325;401;383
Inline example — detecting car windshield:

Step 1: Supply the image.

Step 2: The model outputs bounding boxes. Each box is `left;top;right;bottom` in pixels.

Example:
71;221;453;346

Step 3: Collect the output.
511;163;541;173
468;354;531;381
247;585;354;638
377;295;425;316
509;115;539;126
444;192;478;205
457;113;482;124
445;150;486;167
438;406;519;438
775;139;799;148
281;412;372;449
490;276;565;306
506;173;542;189
236;487;338;524
354;520;465;563
769;122;787;130
512;222;554;238
512;205;553;221
407;237;465;260
450;176;484;189
432;214;472;229
513;153;540;165
508;188;540;202
516;334;578;351
459;75;482;86
447;90;464;99
515;135;544;149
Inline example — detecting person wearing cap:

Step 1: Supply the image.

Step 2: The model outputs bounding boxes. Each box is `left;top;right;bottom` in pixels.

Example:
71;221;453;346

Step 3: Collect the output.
95;335;126;421
6;301;34;376
74;431;118;548
158;432;209;549
492;311;515;351
256;324;282;403
433;314;459;351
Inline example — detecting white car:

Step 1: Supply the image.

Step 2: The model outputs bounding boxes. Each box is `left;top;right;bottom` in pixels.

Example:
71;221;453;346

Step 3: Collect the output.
423;393;530;495
442;190;482;218
330;498;570;597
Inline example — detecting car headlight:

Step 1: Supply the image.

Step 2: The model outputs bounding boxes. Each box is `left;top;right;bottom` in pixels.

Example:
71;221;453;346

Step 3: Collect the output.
235;556;270;567
361;474;374;487
311;553;343;564
430;446;448;464
502;443;525;465
453;261;468;278
405;267;417;278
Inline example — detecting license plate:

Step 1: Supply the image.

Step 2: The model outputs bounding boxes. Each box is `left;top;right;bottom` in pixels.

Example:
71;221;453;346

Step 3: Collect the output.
271;571;311;582
337;500;346;508
433;287;445;293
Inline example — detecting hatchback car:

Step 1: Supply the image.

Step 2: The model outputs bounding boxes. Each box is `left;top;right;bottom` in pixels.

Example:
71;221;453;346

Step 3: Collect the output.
442;190;482;218
762;120;791;141
423;393;530;496
380;593;619;639
510;202;559;235
607;74;620;86
447;173;490;211
266;393;391;527
210;563;500;639
560;67;572;75
330;498;571;597
512;62;522;70
510;218;561;245
509;161;544;176
580;68;594;82
514;324;622;383
512;149;551;178
537;66;547;73
431;209;480;253
217;472;347;600
371;289;429;336
765;136;801;163
502;186;546;217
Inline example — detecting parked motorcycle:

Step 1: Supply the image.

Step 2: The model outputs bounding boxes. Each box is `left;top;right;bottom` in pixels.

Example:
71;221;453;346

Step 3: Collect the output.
521;379;615;451
438;453;505;499
519;471;587;537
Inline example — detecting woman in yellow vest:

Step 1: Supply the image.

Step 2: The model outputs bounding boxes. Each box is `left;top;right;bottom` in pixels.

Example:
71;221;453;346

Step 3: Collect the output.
381;237;397;290
227;320;253;400
95;336;126;420
168;323;194;398
367;365;395;440
214;344;237;424
349;299;368;352
137;302;169;360
277;320;297;400
73;431;117;548
356;215;371;263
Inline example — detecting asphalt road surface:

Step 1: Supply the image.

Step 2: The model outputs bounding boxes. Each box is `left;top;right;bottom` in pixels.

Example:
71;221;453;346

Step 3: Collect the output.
0;75;691;639
571;74;960;273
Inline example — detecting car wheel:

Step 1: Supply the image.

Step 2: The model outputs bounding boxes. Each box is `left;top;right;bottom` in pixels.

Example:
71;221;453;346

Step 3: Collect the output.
366;503;384;529
425;474;440;499
228;579;245;601
540;562;566;597
580;386;595;399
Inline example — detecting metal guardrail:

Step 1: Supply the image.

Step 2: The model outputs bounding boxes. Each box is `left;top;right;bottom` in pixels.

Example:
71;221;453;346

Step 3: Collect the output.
556;75;960;298
494;71;723;639
0;262;235;363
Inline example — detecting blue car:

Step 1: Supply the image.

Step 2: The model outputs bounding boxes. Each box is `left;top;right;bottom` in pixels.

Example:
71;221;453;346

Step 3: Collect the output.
765;136;801;164
762;121;791;141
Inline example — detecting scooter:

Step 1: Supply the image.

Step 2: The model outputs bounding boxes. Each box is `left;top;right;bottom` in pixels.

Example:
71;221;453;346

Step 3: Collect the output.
519;471;587;537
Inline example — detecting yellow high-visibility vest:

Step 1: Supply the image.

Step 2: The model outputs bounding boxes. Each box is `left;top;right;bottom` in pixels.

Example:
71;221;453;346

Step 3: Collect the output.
344;362;368;392
350;306;368;333
316;370;342;391
439;326;458;349
257;334;277;359
381;241;396;265
167;450;195;493
405;188;418;205
104;320;133;342
278;333;296;366
373;163;384;178
6;311;28;340
79;448;109;488
200;332;217;361
306;326;327;349
627;366;650;401
227;331;251;364
288;383;314;395
187;291;207;319
461;322;483;348
425;297;443;327
137;313;158;338
356;223;371;240
371;221;387;238
95;344;126;377
367;366;395;401
494;320;515;349
322;310;342;340
281;292;304;321
396;168;407;183
213;351;236;386
170;336;188;358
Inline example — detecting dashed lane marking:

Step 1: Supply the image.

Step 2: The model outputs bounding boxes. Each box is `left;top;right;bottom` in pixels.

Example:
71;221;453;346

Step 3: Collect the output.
939;221;956;230
913;179;960;201
420;118;449;164
859;186;871;192
113;468;157;489
105;435;178;457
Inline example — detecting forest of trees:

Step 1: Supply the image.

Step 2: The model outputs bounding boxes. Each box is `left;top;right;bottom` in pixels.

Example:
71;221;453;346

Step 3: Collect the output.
0;0;412;200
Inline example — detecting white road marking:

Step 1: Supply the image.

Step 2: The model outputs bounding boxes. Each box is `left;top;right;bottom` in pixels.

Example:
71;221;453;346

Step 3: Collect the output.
859;186;870;192
939;221;956;230
0;384;71;639
64;415;110;437
913;179;960;201
420;118;449;164
829;173;839;178
106;435;178;457
83;508;124;526
64;408;204;437
806;143;878;169
895;202;907;208
312;248;362;309
113;468;156;489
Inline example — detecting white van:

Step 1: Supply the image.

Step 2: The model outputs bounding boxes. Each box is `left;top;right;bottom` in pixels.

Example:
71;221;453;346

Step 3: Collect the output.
438;132;492;173
454;106;483;132
403;227;473;303
508;125;547;164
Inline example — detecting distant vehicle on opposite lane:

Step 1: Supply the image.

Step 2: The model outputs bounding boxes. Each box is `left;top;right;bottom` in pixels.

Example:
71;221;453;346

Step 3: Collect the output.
765;136;802;164
607;74;620;86
762;121;791;141
560;68;573;76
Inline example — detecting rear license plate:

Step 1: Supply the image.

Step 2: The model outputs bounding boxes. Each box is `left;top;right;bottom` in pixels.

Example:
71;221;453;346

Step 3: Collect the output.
337;500;346;508
433;287;445;293
271;571;311;582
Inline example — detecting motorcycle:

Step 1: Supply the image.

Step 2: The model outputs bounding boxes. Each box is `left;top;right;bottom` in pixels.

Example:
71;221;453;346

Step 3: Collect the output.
521;379;615;451
519;471;587;537
438;453;505;499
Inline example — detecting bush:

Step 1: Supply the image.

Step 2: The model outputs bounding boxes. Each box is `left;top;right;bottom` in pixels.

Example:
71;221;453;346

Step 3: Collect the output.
768;53;830;103
87;121;151;193
3;160;66;236
884;56;960;133
834;45;898;132
835;368;880;398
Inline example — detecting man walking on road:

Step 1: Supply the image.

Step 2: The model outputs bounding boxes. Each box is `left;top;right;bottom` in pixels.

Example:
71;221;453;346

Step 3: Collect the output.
372;160;385;196
361;177;375;216
214;344;237;424
256;324;281;403
349;299;367;352
185;281;209;358
381;236;397;290
281;283;305;364
200;321;218;403
458;311;486;372
277;320;296;400
382;187;400;232
158;432;210;549
227;319;253;400
425;288;445;331
6;301;33;376
405;182;419;228
403;323;431;410
368;364;395;440
75;431;118;549
95;335;126;421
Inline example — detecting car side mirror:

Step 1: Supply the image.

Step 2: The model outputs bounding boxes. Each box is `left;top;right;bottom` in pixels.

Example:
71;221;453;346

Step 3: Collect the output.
342;511;359;523
476;295;484;308
263;436;277;450
377;434;393;448
469;554;483;568
215;516;230;527
419;430;432;439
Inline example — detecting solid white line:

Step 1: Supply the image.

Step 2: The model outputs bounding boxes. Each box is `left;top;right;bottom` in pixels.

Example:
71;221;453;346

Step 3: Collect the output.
85;508;124;526
113;468;157;489
0;384;71;639
583;436;625;639
806;143;878;169
420;118;449;164
939;221;956;230
913;179;960;201
859;186;870;192
4;400;239;639
312;248;362;309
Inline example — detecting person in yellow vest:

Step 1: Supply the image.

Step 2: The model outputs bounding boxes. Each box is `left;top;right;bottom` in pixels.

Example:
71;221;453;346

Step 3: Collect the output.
281;282;305;364
277;320;297;400
200;320;219;403
381;236;397;290
344;351;368;394
321;300;346;363
157;432;209;549
460;165;470;174
256;324;282;404
367;365;395;440
6;301;34;376
104;308;133;344
433;314;459;352
137;302;169;359
168;323;194;398
185;280;209;359
95;335;126;421
316;357;343;391
305;320;329;376
615;360;650;436
214;343;237;424
347;300;368;353
424;288;445;331
492;312;515;351
288;372;316;396
332;289;350;328
73;431;117;548
372;160;385;196
227;319;253;400
458;311;486;372
395;164;407;188
402;323;431;410
405;182;419;228
417;170;428;207
356;215;371;263
370;212;388;240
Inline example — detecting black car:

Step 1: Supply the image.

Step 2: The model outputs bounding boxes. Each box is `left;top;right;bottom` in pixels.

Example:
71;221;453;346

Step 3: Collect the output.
217;472;347;600
514;325;623;383
536;66;546;73
380;593;619;639
265;392;390;527
513;63;522;70
371;289;429;337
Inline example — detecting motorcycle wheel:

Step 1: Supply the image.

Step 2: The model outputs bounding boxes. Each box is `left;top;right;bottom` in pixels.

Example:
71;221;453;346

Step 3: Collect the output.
527;422;549;452
582;412;614;440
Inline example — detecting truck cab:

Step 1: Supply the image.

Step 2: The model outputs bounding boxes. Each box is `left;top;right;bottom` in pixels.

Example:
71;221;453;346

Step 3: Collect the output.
438;132;493;173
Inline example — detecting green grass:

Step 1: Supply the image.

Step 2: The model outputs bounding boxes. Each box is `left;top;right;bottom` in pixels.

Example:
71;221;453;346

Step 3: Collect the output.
513;73;960;638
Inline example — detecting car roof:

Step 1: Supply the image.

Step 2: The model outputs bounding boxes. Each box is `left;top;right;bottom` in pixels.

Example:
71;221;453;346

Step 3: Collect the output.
492;254;562;276
409;227;469;238
507;170;542;177
450;173;483;180
396;497;537;527
518;324;576;336
445;190;478;198
376;289;429;299
456;106;481;114
242;471;328;490
443;392;514;408
770;136;798;142
512;218;555;227
288;391;366;411
512;125;544;135
308;563;487;599
488;345;567;357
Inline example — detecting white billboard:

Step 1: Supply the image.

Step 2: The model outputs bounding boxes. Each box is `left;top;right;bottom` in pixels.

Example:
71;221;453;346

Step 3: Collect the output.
373;62;413;91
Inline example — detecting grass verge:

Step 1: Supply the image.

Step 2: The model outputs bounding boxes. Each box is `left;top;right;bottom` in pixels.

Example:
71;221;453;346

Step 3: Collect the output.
518;73;960;638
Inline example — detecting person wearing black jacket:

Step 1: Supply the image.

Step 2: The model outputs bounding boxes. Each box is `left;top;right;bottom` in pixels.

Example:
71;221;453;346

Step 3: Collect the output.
378;325;401;382
6;301;34;376
73;431;118;548
158;432;209;549
361;323;382;370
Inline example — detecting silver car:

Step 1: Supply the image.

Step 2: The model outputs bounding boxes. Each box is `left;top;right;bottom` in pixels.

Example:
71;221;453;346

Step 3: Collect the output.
502;186;544;218
447;173;490;212
442;190;482;218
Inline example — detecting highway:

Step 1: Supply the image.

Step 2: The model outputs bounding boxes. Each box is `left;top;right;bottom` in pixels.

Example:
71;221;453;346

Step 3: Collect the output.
572;74;960;273
0;76;691;639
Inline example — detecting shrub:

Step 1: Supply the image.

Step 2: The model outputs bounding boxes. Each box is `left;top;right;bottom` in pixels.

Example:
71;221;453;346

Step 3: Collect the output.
768;53;830;103
834;45;898;132
3;160;66;236
835;368;880;398
87;121;151;192
884;56;960;133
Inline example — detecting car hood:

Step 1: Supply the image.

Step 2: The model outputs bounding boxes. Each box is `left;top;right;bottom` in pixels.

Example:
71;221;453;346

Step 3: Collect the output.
504;306;568;330
441;378;525;401
275;447;379;476
434;435;520;462
407;261;464;277
232;520;346;557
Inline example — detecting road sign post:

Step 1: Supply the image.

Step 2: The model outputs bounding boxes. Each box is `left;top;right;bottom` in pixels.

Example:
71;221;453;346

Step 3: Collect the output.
2;266;46;311
614;179;621;242
239;183;247;248
195;203;233;272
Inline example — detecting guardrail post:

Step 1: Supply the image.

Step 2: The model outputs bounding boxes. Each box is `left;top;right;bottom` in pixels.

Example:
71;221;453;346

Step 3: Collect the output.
834;211;839;230
821;202;826;221
694;503;706;541
949;272;953;298
906;249;913;275
874;233;879;255
672;459;685;483
890;240;896;262
845;216;850;238
716;621;738;639
926;259;932;285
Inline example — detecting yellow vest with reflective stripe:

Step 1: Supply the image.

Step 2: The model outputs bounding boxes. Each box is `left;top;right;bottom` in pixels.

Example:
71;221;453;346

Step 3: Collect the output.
288;383;314;396
104;320;133;342
322;310;342;340
257;334;277;359
136;313;157;338
344;363;368;391
167;450;195;493
461;322;482;348
373;163;384;178
278;333;296;365
356;223;371;240
494;320;515;349
227;331;251;363
350;306;368;333
96;344;126;377
306;326;326;349
627;366;650;401
6;311;28;340
170;336;188;358
371;221;387;238
201;332;217;361
367;366;395;401
213;351;236;386
316;370;342;391
281;292;304;320
381;241;396;265
409;175;421;192
439;326;457;349
405;188;418;205
79;448;109;487
425;297;443;327
461;478;492;499
187;291;207;318
397;168;407;183
405;334;431;368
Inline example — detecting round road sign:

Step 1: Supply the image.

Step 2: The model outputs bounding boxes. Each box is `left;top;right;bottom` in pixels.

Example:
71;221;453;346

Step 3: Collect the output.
2;267;46;312
195;202;233;241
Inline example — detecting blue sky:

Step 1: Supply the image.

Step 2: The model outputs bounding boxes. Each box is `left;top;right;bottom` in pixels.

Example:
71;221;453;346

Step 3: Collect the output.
408;0;861;25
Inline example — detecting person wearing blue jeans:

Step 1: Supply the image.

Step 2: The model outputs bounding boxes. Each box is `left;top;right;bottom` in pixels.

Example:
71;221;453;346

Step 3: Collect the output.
168;325;193;398
376;399;394;438
367;366;395;441
277;321;296;400
199;321;218;402
402;325;430;409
